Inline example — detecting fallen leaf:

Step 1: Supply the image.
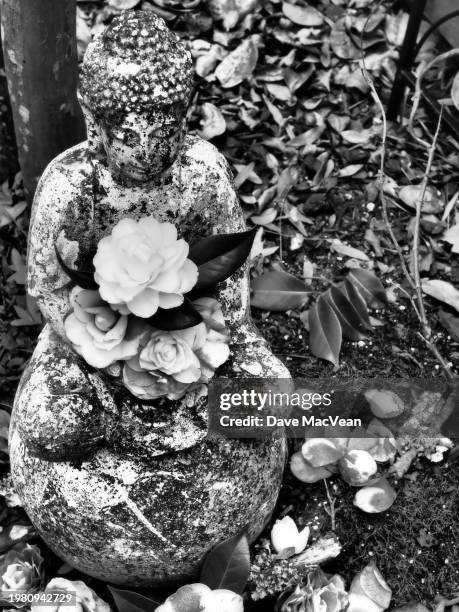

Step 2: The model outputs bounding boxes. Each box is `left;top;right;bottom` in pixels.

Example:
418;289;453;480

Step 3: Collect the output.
341;129;374;144
107;0;139;8
422;279;459;312
452;72;459;111
251;207;277;225
215;36;259;88
348;269;388;309
399;185;443;214
282;2;324;26
0;199;27;228
354;477;397;513
8;249;26;285
442;223;459;253
251;269;309;311
199;102;226;139
309;296;342;368
330;239;369;261
438;309;459;340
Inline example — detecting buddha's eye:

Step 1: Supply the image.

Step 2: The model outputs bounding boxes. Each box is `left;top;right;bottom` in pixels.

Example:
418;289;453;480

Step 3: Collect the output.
111;128;140;146
151;122;180;138
122;129;141;146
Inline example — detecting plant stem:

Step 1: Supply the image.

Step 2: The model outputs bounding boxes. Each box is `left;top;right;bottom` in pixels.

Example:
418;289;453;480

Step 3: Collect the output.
412;106;443;341
323;479;336;532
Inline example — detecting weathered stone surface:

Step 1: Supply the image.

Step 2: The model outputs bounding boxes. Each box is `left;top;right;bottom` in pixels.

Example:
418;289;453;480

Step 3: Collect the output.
10;10;291;587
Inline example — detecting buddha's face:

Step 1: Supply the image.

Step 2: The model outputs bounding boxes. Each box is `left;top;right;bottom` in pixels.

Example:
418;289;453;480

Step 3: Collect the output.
99;109;186;182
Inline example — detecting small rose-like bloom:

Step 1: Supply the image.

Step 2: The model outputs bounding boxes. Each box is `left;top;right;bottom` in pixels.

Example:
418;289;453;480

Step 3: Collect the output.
311;574;348;612
140;330;201;383
31;578;111;612
123;298;229;400
64;288;146;368
156;583;243;612
278;571;348;612
192;298;230;380
93;217;198;318
339;450;378;487
271;516;310;555
0;544;44;608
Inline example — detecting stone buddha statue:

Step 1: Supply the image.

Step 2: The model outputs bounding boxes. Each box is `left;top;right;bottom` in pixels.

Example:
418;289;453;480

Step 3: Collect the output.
9;11;290;587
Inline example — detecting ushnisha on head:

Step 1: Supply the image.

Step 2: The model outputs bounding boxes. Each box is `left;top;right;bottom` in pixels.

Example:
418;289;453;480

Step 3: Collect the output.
79;11;194;182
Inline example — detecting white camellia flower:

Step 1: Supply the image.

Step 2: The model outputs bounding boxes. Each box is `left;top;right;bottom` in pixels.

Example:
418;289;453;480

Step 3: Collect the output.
31;578;111;612
64;288;146;368
123;298;230;400
93;217;198;318
156;583;243;612
271;516;310;555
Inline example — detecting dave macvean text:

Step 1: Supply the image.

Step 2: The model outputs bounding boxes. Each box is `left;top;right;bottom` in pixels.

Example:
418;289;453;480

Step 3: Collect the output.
219;415;363;427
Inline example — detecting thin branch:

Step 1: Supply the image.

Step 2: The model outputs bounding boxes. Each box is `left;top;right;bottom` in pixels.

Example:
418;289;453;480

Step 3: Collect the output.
323;478;336;532
412;106;443;340
361;63;416;290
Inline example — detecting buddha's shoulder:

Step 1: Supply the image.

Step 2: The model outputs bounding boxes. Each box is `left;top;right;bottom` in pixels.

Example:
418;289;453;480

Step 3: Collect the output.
34;142;95;203
181;135;232;179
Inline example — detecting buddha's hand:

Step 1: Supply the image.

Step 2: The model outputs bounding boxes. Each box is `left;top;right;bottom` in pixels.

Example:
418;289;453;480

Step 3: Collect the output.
13;326;111;462
228;337;291;379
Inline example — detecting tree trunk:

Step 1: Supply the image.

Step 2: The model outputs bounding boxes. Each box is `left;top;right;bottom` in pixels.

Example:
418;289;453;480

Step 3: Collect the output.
1;0;85;204
0;4;19;183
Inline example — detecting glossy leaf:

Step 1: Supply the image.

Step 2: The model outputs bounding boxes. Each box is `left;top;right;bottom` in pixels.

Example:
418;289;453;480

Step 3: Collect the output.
348;269;387;309
251;268;309;311
438;309;459;341
54;243;98;290
342;279;372;329
308;295;342;368
108;586;160;612
422;279;459;313
148;298;203;330
323;286;368;341
200;529;250;595
189;228;256;293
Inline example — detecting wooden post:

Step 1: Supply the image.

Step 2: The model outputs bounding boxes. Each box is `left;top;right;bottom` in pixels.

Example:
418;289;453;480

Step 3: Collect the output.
0;4;19;183
1;0;85;204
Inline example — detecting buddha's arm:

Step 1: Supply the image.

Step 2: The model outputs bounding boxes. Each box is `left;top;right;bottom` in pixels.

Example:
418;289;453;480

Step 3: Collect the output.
206;149;290;378
27;153;90;338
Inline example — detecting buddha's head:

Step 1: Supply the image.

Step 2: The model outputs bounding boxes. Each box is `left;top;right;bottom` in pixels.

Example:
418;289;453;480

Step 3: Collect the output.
79;11;193;182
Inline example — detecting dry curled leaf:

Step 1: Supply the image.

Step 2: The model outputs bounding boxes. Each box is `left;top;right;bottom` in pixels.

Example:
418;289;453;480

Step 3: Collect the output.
199;103;226;139
215;36;259;88
282;2;324;27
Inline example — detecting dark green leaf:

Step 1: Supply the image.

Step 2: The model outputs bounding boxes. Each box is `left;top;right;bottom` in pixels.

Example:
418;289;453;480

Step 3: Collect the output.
438;309;459;341
348;268;387;309
148;298;203;330
188;228;256;292
323;286;368;341
308;295;342;368
251;268;309;311
54;244;98;290
200;529;250;595
108;586;160;612
342;279;372;329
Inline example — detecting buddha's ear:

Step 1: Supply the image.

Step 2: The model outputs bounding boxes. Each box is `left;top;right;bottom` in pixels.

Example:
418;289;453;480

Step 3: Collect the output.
77;92;104;155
